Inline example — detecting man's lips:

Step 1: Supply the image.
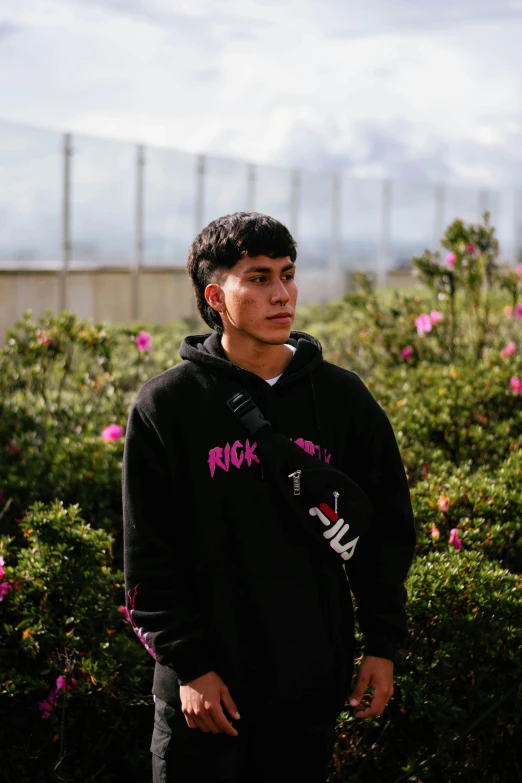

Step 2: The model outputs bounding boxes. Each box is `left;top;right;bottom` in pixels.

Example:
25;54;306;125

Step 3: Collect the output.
267;313;293;323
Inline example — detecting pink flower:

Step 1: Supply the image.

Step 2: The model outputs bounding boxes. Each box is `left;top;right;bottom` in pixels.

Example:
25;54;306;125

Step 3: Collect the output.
48;688;60;705
36;330;53;346
504;305;513;318
437;495;450;512
39;676;78;718
56;675;77;691
430;310;443;325
515;304;522;321
466;243;476;254
38;700;53;719
415;313;432;335
445;252;456;268
449;528;462;550
101;424;125;442
510;376;522;395
38;688;60;719
360;329;368;337
0;581;12;601
518;263;522;276
118;605;131;622
0;556;4;580
500;341;516;360
136;331;152;352
401;345;413;359
430;526;440;541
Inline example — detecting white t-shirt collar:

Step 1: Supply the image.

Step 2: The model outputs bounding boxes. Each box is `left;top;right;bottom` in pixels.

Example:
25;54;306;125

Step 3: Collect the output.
265;344;296;386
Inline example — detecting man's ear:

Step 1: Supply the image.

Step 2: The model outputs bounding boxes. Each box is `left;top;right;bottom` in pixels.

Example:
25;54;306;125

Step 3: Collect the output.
204;282;224;315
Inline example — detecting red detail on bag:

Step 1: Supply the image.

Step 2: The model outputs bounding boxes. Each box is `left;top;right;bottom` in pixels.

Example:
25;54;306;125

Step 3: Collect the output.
319;503;338;522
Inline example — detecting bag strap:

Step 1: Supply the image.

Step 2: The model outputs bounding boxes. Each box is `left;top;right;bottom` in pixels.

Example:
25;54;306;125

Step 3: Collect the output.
208;372;372;568
226;388;272;438
222;381;325;475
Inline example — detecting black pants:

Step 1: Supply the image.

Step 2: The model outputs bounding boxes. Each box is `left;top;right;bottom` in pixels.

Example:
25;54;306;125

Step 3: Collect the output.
151;696;338;783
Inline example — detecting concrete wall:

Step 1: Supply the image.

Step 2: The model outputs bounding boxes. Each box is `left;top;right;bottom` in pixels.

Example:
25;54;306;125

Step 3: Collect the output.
0;264;197;344
0;263;449;345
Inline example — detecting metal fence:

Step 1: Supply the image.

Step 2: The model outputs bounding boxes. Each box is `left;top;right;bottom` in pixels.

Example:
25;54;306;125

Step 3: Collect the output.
1;117;521;314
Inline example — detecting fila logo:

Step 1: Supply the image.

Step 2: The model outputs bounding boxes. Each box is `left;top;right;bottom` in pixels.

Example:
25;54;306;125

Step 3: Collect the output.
309;502;359;561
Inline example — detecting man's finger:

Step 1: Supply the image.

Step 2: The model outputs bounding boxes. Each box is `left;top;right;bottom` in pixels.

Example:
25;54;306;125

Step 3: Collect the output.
209;703;239;737
196;702;238;736
221;688;241;721
354;703;383;719
354;690;389;719
349;672;371;706
195;705;221;734
193;715;210;732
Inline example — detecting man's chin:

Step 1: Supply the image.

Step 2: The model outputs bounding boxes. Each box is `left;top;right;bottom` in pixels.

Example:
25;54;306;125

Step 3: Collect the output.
253;327;293;346
263;327;294;345
227;321;294;346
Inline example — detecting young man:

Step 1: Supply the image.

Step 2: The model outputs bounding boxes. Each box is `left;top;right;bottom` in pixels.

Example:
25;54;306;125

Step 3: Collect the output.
123;212;416;783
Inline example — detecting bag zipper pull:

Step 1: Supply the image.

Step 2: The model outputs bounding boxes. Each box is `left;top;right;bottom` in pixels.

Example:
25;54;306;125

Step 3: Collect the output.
288;470;301;496
333;491;339;514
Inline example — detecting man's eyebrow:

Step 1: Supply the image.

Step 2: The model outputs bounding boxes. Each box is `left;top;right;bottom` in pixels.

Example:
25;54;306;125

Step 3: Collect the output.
242;263;296;275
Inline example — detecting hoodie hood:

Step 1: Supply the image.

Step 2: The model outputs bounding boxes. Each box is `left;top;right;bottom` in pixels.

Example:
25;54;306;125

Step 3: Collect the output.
179;330;324;389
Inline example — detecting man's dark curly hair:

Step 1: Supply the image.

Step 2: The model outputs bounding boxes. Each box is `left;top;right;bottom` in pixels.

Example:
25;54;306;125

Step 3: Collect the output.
186;212;298;332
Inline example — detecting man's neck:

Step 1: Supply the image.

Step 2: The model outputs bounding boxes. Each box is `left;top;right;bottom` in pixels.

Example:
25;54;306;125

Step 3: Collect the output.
221;331;293;380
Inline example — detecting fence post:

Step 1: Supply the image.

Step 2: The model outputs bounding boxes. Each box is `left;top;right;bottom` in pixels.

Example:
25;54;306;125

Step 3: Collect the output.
478;189;489;221
195;154;206;234
247;163;256;212
60;133;73;312
289;168;300;238
514;189;521;266
378;179;392;289
132;144;145;321
434;184;446;249
330;173;342;292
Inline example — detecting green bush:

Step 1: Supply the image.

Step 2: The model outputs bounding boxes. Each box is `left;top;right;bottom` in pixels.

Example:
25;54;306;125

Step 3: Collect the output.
370;360;522;484
0;409;124;529
0;311;194;558
331;551;522;782
297;212;521;376
413;448;522;572
0;212;521;781
0;309;193;407
0;501;153;782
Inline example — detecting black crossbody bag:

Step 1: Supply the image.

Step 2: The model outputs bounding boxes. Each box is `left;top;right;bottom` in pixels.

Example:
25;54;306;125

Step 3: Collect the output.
219;383;375;569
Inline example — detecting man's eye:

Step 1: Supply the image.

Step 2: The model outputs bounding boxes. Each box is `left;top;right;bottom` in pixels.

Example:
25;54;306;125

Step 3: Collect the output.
251;276;267;283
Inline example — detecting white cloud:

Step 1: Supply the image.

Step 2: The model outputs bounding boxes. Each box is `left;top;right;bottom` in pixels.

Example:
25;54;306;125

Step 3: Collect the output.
0;0;522;188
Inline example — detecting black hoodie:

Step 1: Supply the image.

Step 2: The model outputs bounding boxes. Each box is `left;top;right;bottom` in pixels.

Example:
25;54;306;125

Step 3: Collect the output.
122;331;416;724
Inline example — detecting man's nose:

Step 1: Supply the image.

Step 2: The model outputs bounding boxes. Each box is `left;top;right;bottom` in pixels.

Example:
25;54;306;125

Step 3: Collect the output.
271;279;290;303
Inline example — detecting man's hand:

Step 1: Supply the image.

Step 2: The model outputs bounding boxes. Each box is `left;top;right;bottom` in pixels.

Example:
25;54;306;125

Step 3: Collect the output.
349;656;394;719
180;671;241;737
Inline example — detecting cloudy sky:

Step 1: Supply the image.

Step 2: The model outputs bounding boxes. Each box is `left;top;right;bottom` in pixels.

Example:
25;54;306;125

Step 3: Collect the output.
1;0;522;187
